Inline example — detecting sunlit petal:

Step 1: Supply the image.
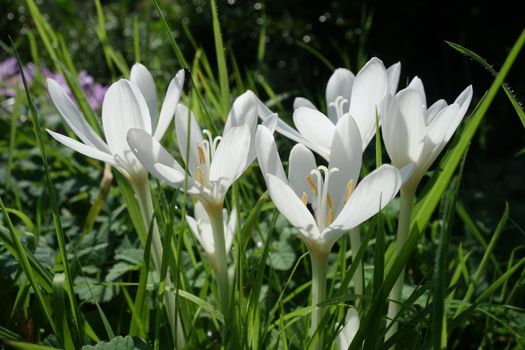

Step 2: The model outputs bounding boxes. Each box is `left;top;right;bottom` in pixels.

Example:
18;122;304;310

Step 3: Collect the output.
293;107;335;160
130;63;157;126
47;129;115;165
154;69;185;141
326;68;354;123
174;103;204;176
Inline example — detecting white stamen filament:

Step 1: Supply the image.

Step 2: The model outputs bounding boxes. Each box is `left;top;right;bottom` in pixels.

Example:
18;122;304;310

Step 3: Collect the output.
328;95;349;120
194;129;223;188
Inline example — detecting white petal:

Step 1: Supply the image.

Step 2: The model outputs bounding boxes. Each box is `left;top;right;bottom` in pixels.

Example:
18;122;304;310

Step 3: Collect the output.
337;308;360;350
406;76;426;107
426;104;460;146
328;114;363;211
154;69;185;141
127;128;185;183
293;107;335;160
399;163;417;185
396;89;427;161
130;63;157;126
224;90;258;134
256;125;286;183
174;103;203;176
261;113;278;133
445;85;472;141
326;68;355;123
47;78;109;152
47;129;115;165
154;163;204;197
267;174;320;240
102;80;151;158
209;124;251;194
293;97;318;111
386;62;401;95
348;57;388;150
426;99;447;124
288;144;317;199
327;164;402;236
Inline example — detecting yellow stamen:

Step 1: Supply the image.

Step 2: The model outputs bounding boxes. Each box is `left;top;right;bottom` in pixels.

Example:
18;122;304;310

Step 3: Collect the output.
195;166;204;185
301;192;308;206
326;193;334;225
344;179;355;203
197;145;206;164
306;175;318;196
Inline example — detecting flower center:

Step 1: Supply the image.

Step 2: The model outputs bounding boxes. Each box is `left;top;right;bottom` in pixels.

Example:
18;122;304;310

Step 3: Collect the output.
328;95;349;120
302;165;338;231
195;129;222;188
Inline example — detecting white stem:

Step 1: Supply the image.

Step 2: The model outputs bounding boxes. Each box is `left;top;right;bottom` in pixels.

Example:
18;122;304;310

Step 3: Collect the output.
349;227;363;306
385;187;415;346
206;204;231;322
310;251;329;350
132;181;186;349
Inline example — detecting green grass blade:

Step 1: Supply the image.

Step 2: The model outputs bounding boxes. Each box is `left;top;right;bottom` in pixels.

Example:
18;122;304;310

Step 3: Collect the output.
446;40;525;128
53;274;75;350
210;0;231;116
11;41;84;344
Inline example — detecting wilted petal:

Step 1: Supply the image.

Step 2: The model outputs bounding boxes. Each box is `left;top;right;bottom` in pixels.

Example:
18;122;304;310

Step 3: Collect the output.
130;63;157;126
154;69;185;141
267;174;320;240
327;164;402;237
348;57;388;150
175;103;204;176
288;144;317;200
256;125;287;183
209;124;251;194
47;78;109;152
47;129;114;165
326;68;355;123
102;80;151;158
293;97;318;111
328;114;363;211
293;107;335;160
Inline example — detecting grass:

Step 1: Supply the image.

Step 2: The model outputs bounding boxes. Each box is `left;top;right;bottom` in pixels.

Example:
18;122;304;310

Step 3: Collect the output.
1;1;524;349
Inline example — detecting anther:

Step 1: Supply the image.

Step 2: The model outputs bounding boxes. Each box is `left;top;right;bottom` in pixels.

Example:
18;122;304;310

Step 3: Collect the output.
344;179;355;203
306;175;318;196
197;145;206;164
301;192;309;206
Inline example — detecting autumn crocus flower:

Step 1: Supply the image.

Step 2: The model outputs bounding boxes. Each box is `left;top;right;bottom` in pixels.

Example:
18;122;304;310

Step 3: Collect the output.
381;76;472;344
46;64;185;186
257;57;400;159
256;116;408;349
381;77;473;192
127;91;259;319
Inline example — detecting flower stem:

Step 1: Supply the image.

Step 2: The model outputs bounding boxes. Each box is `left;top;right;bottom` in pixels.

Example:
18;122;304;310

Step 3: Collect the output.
349;227;363;306
310;250;329;350
132;181;185;349
206;204;231;325
385;187;415;346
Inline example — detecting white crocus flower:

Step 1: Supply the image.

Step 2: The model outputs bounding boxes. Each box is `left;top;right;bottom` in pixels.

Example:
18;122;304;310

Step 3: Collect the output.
381;77;473;191
186;202;237;270
337;308;360;350
256;115;405;255
257;57;399;159
127;91;259;209
46;64;184;186
128;91;260;318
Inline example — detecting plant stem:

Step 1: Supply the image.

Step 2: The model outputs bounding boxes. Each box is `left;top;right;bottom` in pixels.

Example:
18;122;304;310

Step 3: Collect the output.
349;227;363;306
206;204;231;324
132;181;185;349
385;187;415;345
310;250;329;350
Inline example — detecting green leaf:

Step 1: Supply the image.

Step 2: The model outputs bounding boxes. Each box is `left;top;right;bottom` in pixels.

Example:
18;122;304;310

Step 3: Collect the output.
81;336;148;350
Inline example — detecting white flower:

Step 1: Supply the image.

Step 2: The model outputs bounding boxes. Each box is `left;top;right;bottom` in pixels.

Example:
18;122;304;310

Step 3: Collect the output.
186;202;237;268
256;114;408;254
46;64;184;184
336;308;360;350
127;91;260;208
381;77;473;190
257;57;400;159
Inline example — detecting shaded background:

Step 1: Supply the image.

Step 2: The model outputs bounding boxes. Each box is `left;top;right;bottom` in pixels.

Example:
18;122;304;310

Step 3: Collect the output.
1;0;524;283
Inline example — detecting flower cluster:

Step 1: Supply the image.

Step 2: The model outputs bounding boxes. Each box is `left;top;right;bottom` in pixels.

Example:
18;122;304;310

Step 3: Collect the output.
45;57;472;348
